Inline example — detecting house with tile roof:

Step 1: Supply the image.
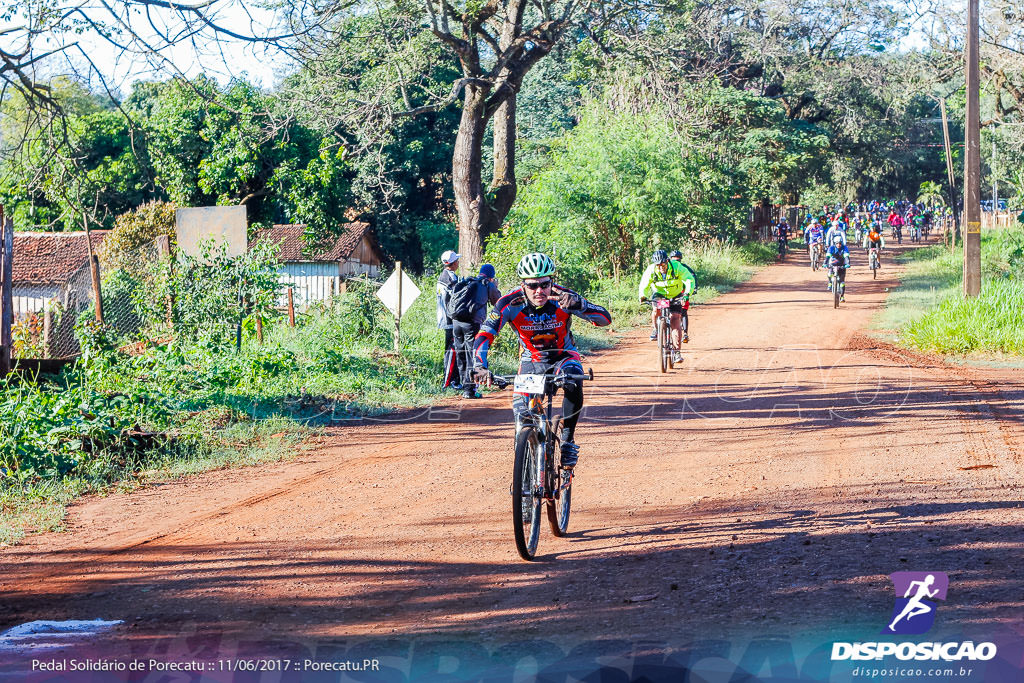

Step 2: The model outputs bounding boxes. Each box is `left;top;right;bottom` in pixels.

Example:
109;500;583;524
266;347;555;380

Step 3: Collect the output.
11;231;108;320
250;222;384;307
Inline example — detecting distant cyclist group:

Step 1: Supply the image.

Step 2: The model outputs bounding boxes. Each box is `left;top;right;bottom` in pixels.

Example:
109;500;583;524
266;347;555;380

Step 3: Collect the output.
773;198;948;303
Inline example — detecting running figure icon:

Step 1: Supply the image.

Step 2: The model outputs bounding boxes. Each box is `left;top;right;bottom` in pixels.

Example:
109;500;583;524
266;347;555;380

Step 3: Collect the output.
888;575;938;632
883;571;949;635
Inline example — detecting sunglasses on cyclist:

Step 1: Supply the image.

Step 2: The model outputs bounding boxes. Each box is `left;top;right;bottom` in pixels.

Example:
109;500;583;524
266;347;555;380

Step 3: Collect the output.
523;279;553;291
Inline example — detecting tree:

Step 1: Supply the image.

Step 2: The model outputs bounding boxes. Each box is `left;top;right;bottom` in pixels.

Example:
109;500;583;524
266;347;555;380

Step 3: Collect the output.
918;180;946;207
501;99;752;281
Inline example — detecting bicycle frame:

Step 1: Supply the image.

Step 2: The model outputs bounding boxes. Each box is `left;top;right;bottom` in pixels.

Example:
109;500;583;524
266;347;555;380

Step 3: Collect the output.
811;241;825;265
647;297;677;372
496;370;594;500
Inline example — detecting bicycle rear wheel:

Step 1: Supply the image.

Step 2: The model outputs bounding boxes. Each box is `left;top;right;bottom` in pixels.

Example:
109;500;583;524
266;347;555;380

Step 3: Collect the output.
545;427;572;536
512;426;543;560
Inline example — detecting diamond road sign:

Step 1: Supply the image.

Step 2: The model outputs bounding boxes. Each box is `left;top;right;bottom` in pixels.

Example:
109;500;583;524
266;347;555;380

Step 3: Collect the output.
376;269;420;318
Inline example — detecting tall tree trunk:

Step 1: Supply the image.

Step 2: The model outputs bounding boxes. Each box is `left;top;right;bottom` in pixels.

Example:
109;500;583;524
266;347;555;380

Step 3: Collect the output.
490;94;518;224
453;86;497;271
453;84;522;270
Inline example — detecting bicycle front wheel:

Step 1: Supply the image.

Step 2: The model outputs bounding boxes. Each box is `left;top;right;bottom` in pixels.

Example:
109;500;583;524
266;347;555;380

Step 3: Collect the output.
834;281;841;308
513;426;544;560
658;319;668;374
545;427;572;536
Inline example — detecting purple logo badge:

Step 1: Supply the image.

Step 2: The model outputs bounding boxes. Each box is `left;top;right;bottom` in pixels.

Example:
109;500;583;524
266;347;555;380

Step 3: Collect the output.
883;572;949;635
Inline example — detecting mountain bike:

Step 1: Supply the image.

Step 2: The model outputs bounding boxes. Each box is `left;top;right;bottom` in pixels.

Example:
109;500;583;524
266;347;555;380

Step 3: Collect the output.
827;263;845;308
810;242;825;271
777;236;788;258
493;369;593;561
644;297;677;373
911;224;921;242
868;247;880;279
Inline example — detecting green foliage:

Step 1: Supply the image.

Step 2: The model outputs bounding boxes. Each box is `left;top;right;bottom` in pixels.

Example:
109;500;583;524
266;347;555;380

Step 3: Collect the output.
917;181;946;207
904;280;1024;354
0;79;156;230
164;239;282;342
101;200;177;272
0;371;171;484
492;87;796;284
498;105;727;281
279;4;463;269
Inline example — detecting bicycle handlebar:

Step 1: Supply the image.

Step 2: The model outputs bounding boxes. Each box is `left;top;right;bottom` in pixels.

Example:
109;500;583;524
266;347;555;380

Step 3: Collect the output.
490;368;594;390
641;295;688;305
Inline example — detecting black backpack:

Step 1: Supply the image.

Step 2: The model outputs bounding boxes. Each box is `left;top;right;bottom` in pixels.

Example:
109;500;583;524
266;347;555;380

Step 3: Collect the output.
446;276;485;322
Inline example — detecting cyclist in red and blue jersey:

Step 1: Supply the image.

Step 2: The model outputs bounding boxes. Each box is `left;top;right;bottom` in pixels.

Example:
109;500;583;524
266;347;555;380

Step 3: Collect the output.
473;252;612;470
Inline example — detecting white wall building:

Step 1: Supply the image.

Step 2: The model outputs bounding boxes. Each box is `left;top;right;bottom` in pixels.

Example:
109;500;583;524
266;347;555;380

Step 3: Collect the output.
250;222;384;308
11;231;108;320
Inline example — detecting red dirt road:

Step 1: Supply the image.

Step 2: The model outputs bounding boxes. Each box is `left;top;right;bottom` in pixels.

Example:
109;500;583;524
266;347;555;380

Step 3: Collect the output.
3;243;1023;659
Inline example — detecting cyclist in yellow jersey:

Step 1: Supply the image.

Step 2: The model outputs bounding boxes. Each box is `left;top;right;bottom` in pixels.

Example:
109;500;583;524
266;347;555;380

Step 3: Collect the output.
638;250;692;363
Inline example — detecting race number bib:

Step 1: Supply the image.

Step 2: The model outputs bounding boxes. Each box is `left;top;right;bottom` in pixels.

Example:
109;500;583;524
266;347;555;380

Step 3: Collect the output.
514;374;546;394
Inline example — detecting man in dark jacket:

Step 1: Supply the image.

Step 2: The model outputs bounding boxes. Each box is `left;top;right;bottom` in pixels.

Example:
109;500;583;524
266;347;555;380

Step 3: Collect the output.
453;263;501;398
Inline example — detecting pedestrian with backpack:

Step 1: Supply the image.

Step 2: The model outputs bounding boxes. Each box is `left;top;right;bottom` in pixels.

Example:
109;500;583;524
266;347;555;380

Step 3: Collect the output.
447;263;501;398
437;250;461;390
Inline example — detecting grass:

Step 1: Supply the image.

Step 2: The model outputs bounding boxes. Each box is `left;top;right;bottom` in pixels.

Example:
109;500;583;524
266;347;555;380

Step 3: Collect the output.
0;239;775;545
873;228;1024;357
871;243;961;334
902;278;1024;354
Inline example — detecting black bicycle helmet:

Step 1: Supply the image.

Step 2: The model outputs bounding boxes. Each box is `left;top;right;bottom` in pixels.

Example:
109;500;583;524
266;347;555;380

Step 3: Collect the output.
669;250;683;259
651;250;668;264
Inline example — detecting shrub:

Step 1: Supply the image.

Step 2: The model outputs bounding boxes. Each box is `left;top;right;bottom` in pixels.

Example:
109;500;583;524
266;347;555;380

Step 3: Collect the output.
101;200;177;273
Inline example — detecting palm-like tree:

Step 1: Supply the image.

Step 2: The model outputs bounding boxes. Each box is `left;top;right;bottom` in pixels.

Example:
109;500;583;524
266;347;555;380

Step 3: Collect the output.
917;181;945;208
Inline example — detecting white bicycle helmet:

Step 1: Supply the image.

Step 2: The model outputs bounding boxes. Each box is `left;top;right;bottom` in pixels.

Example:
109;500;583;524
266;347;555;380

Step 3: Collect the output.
516;252;556;278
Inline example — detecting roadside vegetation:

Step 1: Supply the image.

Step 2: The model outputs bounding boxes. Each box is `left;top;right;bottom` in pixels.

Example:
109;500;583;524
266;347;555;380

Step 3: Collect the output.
875;228;1024;356
0;238;772;544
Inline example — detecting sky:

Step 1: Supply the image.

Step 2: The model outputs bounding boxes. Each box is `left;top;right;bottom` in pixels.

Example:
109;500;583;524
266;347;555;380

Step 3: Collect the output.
12;0;950;98
22;0;297;95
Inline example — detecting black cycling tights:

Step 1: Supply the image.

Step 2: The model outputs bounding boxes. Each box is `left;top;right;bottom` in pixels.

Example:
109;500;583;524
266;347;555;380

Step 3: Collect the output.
559;381;585;442
681;310;689;334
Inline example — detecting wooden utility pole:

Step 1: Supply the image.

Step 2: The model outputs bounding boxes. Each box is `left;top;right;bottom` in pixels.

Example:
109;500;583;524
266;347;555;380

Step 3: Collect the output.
940;99;961;243
82;214;104;323
394;261;403;353
0;208;12;376
964;0;982;297
155;235;174;328
287;287;295;327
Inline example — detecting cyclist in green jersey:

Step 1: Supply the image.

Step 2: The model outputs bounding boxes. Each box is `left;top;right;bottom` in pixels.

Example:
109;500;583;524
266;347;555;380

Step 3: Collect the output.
639;250;693;363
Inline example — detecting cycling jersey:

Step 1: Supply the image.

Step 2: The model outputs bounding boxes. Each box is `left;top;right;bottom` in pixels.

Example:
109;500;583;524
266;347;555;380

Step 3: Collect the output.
638;261;691;300
864;231;885;249
806;226;824;244
826;245;851;269
473;285;611;368
825;225;847;246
